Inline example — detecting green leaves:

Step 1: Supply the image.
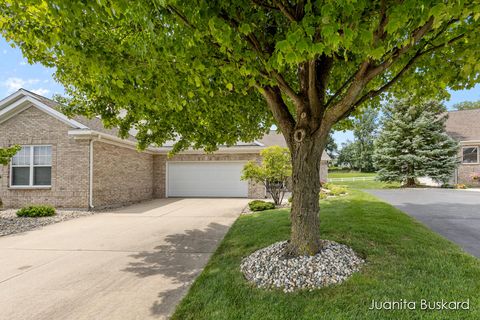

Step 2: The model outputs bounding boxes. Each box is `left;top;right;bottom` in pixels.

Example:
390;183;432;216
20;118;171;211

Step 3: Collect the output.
0;145;21;166
0;0;479;154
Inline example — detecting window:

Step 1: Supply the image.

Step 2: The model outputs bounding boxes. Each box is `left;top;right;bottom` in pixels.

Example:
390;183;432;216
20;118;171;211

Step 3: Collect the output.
462;146;479;164
11;146;52;187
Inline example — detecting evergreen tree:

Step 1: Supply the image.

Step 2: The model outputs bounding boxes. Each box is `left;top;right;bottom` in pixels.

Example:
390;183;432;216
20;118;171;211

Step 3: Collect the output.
374;100;458;186
325;133;338;159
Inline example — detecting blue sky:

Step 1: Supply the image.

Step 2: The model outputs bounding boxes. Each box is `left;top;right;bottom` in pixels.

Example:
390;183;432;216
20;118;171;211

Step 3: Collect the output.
1;37;479;146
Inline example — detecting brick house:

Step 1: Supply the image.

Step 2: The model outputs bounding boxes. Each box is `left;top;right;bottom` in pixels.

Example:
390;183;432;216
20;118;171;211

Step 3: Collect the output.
0;89;329;209
446;109;480;187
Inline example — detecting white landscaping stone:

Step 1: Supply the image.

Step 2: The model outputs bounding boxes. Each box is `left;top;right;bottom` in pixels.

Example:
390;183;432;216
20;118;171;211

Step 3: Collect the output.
0;209;97;236
240;240;364;293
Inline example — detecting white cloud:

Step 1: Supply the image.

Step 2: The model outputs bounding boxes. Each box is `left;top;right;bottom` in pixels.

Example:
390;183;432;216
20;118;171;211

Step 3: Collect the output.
31;88;50;96
2;50;7;54
1;77;41;93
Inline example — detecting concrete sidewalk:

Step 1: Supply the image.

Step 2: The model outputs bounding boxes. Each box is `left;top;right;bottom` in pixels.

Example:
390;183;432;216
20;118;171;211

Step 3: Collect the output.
0;198;248;320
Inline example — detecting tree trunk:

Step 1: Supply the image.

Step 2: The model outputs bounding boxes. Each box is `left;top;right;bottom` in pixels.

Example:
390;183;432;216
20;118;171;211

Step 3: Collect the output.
287;134;324;256
405;177;416;187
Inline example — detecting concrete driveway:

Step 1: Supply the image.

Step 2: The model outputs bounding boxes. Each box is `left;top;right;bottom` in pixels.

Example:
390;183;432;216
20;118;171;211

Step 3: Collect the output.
367;188;480;258
0;198;249;320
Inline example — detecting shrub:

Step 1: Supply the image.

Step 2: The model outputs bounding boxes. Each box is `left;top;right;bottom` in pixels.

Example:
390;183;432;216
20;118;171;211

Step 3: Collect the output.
319;192;328;200
323;183;348;196
287;196;292;203
248;200;275;212
242;146;291;205
17;205;56;217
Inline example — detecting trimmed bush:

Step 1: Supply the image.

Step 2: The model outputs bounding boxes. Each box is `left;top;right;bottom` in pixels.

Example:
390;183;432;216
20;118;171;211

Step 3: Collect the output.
17;205;56;217
248;200;275;212
323;183;348;196
319;192;328;200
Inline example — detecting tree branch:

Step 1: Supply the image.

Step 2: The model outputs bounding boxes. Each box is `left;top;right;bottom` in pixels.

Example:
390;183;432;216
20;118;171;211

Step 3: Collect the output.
268;70;302;107
373;0;388;46
352;32;467;110
251;0;278;11
366;16;434;81
272;0;297;22
308;55;333;119
295;0;306;21
325;72;356;108
257;85;296;146
166;5;195;29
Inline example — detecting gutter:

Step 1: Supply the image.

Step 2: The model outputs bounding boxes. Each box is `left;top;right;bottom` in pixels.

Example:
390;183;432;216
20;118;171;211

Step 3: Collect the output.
69;129;265;154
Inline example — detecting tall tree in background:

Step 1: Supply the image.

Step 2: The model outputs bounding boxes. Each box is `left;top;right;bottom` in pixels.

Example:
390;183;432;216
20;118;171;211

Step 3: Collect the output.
335;109;377;171
1;1;479;255
453;101;480;110
352;109;378;172
336;141;357;169
325;133;338;159
374;100;458;186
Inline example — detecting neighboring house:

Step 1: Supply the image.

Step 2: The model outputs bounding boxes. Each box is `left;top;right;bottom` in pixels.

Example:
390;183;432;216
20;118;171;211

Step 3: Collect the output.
446;109;480;187
0;89;329;209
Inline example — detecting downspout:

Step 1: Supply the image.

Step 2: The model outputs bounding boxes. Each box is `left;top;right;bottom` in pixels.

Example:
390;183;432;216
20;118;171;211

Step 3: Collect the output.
89;137;97;210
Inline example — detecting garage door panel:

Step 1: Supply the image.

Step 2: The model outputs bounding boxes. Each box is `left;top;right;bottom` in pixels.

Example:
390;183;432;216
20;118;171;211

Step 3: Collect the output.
167;162;248;197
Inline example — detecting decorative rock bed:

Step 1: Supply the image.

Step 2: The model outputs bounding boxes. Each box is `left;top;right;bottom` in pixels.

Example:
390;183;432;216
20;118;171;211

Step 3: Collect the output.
240;240;364;292
0;209;97;237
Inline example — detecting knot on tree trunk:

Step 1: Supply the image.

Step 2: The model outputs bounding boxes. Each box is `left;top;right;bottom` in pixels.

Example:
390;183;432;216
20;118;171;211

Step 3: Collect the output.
294;129;306;142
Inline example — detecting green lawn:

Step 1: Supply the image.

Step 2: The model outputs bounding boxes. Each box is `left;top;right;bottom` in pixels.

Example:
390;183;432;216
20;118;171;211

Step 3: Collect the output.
173;190;480;320
327;170;400;189
328;171;377;178
331;179;400;189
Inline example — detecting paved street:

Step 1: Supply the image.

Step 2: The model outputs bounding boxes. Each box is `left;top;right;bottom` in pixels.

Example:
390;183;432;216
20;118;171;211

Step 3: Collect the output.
368;188;480;258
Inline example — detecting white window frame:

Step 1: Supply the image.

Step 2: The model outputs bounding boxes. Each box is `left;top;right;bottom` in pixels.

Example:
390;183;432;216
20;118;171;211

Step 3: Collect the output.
10;145;52;188
461;146;480;165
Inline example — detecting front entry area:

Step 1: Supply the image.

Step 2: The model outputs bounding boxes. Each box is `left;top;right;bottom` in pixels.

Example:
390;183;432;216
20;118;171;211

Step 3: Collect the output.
166;162;249;197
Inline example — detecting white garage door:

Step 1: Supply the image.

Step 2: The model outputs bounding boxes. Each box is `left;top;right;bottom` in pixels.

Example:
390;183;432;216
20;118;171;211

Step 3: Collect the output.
167;162;248;197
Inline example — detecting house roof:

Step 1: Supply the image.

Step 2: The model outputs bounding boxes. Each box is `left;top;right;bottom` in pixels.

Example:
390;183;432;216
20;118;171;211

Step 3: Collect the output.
19;89;137;142
0;89;330;159
446;109;480;142
258;131;331;161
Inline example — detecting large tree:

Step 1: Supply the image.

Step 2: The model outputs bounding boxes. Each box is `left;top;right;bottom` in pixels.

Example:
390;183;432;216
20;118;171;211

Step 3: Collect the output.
374;99;458;186
1;1;479;255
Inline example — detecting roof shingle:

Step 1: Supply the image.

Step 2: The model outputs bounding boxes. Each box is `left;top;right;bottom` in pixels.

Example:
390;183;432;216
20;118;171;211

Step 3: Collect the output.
446;109;480;141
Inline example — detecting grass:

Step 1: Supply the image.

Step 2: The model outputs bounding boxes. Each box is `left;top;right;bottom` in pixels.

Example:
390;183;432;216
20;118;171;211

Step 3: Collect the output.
328;171;377;178
173;190;480;320
331;179;400;189
327;170;399;189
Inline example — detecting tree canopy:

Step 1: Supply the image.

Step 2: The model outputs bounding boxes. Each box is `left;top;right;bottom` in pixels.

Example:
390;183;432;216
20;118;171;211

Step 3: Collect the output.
1;1;479;151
